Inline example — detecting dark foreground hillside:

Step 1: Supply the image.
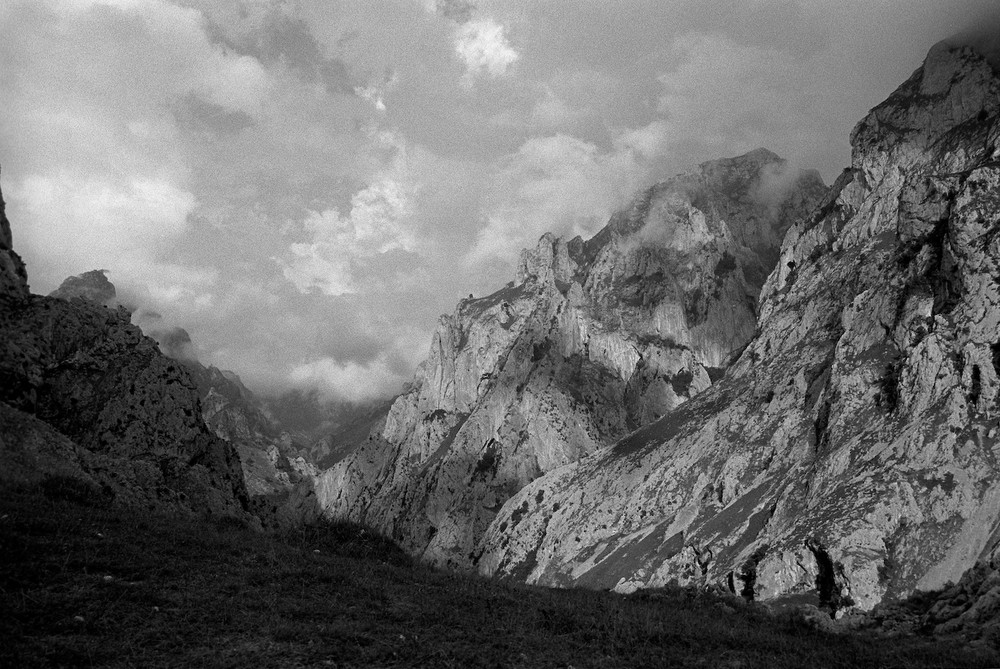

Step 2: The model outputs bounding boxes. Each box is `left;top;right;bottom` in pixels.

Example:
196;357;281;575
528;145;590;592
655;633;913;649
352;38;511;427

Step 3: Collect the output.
1;484;995;669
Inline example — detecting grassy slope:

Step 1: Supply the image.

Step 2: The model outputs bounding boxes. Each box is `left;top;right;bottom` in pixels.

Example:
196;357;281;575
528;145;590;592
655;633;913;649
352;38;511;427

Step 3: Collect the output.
1;484;996;669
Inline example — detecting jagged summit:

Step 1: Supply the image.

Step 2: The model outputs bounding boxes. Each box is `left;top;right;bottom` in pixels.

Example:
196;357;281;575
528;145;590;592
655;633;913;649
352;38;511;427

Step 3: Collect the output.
0;170;29;302
850;40;1000;184
303;148;825;569
479;41;1000;614
49;269;116;305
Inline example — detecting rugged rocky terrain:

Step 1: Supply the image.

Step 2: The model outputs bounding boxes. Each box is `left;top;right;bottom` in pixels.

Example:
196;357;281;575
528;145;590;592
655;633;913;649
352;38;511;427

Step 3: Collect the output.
46;269;320;500
477;42;1000;614
308;149;825;567
0;189;249;519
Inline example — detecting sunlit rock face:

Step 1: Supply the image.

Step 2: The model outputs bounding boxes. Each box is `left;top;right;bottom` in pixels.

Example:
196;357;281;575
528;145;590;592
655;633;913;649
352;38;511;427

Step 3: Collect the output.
308;149;825;568
478;42;1000;614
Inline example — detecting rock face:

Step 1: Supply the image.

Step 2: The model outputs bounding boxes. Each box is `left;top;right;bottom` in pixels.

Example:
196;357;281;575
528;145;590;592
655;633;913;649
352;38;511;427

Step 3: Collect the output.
0;169;29;302
187;363;318;498
46;270;319;501
49;269;116;305
30;270;343;509
0;189;249;519
478;42;1000;613
311;150;825;567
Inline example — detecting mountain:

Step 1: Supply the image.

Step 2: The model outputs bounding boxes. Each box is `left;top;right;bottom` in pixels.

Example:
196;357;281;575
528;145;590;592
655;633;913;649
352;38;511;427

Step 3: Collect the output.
0;186;249;519
305;149;826;568
477;42;1000;614
260;389;395;468
45;270;319;502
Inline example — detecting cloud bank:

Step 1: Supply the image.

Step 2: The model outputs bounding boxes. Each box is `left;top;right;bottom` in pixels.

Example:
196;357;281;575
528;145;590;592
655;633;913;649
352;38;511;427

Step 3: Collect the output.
3;0;997;402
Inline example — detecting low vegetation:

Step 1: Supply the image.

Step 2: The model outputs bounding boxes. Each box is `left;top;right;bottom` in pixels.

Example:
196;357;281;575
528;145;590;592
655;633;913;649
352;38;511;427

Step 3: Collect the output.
2;483;996;668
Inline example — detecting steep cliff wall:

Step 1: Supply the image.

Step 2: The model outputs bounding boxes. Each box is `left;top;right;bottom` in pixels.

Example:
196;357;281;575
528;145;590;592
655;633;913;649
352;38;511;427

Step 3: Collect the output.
479;42;1000;613
46;269;319;501
0;187;249;519
0;168;28;302
309;150;825;568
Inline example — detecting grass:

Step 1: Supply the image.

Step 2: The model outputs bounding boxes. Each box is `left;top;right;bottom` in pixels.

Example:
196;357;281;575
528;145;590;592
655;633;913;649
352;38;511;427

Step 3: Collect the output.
1;485;997;668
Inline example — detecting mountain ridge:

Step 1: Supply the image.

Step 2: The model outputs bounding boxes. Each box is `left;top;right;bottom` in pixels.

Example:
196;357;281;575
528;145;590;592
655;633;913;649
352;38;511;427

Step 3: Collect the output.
304;147;826;569
476;40;1000;614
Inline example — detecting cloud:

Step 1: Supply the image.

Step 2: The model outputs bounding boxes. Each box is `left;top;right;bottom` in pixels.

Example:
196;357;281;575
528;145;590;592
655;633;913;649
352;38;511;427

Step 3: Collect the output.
288;353;410;403
278;133;418;296
14;173;196;275
651;31;855;175
466;122;668;264
455;18;519;83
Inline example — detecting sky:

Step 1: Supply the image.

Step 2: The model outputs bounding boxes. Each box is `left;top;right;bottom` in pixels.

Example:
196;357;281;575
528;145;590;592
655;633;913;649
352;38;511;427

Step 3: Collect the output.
1;0;998;403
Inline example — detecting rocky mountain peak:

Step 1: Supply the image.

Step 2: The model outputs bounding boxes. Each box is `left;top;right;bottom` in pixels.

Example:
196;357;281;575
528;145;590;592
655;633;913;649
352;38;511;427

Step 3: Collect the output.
850;41;1000;183
515;231;578;287
308;148;826;568
49;269;116;305
0;170;29;302
479;42;1000;614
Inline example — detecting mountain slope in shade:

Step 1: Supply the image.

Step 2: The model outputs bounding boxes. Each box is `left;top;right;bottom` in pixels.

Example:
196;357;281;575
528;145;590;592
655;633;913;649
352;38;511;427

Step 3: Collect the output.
0;196;249;519
46;270;321;501
305;150;825;569
478;42;1000;613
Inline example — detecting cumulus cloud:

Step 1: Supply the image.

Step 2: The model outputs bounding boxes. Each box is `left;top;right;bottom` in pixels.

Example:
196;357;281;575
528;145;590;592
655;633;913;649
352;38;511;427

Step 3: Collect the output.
278;134;418;296
6;0;992;407
455;18;519;83
1;0;268;301
466;121;668;264
288;354;409;403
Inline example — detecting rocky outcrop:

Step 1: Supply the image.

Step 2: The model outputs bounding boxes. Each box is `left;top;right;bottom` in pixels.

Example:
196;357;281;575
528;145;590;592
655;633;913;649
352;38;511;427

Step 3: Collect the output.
0;170;29;302
0;295;249;516
310;150;825;568
478;42;1000;614
0;192;249;519
187;363;318;497
46;269;319;500
49;269;116;305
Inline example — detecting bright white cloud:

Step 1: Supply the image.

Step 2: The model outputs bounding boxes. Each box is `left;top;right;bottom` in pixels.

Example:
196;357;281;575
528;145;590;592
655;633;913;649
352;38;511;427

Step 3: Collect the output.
289;354;408;403
15;174;195;265
467;124;667;264
455;18;519;83
279;137;418;296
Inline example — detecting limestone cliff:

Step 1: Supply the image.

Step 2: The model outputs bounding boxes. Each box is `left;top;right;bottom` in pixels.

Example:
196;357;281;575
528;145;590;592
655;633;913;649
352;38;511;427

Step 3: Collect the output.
478;42;1000;614
0;197;249;519
309;150;825;568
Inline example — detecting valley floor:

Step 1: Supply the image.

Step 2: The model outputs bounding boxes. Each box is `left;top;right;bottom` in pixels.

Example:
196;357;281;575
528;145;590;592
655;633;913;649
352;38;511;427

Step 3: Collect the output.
1;484;995;669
